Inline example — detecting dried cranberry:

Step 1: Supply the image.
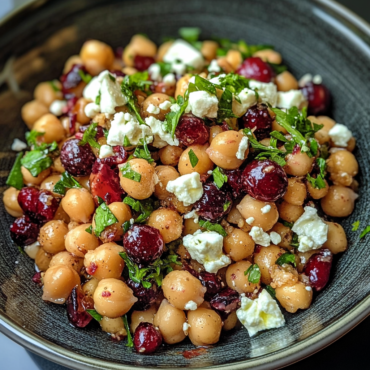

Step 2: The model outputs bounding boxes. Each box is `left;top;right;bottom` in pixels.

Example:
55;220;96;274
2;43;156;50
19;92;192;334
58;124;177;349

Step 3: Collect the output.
123;225;164;264
240;104;273;140
66;287;93;328
224;169;244;199
68;113;77;135
115;47;124;59
32;272;43;286
210;287;241;316
300;81;331;116
241;159;288;202
194;183;233;222
126;279;159;311
62;96;79;115
304;249;333;292
17;187;39;216
134;322;162;354
60;138;96;176
236;57;275;83
175;114;209;146
134;55;155;72
95;145;127;168
10;216;39;246
60;64;88;98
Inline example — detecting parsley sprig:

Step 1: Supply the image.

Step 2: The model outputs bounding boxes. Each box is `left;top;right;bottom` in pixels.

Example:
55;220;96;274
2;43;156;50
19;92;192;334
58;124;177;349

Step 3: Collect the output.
164;95;188;138
199;220;227;237
79;122;101;149
307;157;327;189
123;196;157;223
244;264;261;283
133;138;153;163
53;171;82;195
212;167;228;189
94;197;118;236
276;252;296;267
6;152;24;190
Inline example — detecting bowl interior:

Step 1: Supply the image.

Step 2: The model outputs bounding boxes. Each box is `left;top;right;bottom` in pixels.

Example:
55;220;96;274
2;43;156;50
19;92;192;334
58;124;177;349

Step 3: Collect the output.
1;0;370;368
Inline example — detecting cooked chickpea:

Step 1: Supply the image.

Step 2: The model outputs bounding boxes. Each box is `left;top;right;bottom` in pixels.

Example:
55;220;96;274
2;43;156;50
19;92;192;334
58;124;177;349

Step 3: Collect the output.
25;241;41;260
306;179;329;199
253;49;282;64
3;187;23;217
35;247;53;271
275;71;299;91
175;74;192;98
206;131;248;170
217;57;234;73
271;119;288;134
53;205;70;224
52;156;65;173
21;166;51;186
323;222;348;254
310;116;335;145
154;166;179;200
183;218;201;236
40;174;62;193
284;149;314;176
140;93;171;121
84;243;124;280
327;150;358;186
200;40;218;61
278;201;304;223
275;282;313;313
82;278;99;298
271;222;292;249
178;144;214;175
63;55;83;74
71;98;91;125
93;278;137;318
157;40;174;62
209;126;223;144
61;188;95;223
296;250;317;273
119;159;156;200
65;223;99;257
159;145;183;166
283;177;307;206
129;34;157;60
226;50;243;70
188;308;222;346
49;251;84;273
226;260;260;294
236;195;278;231
162;270;206;310
21;100;49;129
76;175;90;190
223;228;255;261
344;136;356;152
33;114;65;143
130;305;157;333
254;245;285;285
42;264;80;304
34;81;63;107
223;311;238;331
147;208;183;243
80;40;115;75
38;220;68;254
321;185;357;217
100;316;127;337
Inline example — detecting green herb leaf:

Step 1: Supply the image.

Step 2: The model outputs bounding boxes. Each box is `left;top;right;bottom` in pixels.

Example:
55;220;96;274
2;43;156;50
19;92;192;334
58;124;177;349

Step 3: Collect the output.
21;150;53;177
217;88;237;123
86;309;103;322
95;90;101;105
157;62;172;76
26;131;44;147
122;315;133;347
268;62;288;75
123;221;131;233
123;135;132;147
282;220;294;229
164;95;188;138
179;27;201;43
188;149;199;168
78;69;92;84
360;226;370;239
133;138;153;163
53;171;82;195
17;245;26;255
213;167;228;189
120;162;141;182
123;197;156;223
244;264;261;283
306;173;326;190
217;73;250;94
265;285;276;299
6;152;24;190
108;74;116;82
223;200;231;212
49;80;60;92
270;130;288;142
189;75;217;96
290;233;299;248
85;225;93;234
94;201;118;236
276;252;296;267
199;220;227;237
79;122;101;149
352;221;360;231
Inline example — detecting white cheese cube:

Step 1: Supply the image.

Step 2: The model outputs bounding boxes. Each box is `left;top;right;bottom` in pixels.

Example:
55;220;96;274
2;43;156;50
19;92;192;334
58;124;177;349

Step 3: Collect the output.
166;172;203;206
232;88;257;117
148;63;161;81
184;300;198;311
99;144;114;159
164;39;204;70
270;231;282;245
144;116;179;148
328;123;352;147
249;81;278;107
249;226;270;247
163;73;176;86
236;136;249;160
208;59;221;73
187;90;219;118
11;138;27;151
84;102;101;118
49;100;67;116
146;103;160;114
277;90;307;109
159;100;172;110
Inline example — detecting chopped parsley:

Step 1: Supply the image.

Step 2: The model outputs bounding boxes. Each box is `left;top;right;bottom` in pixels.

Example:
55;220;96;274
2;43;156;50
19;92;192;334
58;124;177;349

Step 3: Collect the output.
307;158;326;189
244;264;261;284
223;200;231;212
133;138;153;163
49;80;61;92
265;285;276;299
120;162;141;182
268;62;288;75
282;220;294;229
26;130;44;147
86;309;103;322
123;220;131;233
85;225;93;234
6;152;24;190
217;73;250;95
352;221;360;231
217;88;237;123
94;201;118;236
123;135;132;147
95;90;101;105
122;315;133;347
213;166;228;189
53;171;82;195
199;219;227;237
188;149;199;168
360;226;370;239
157;62;172;76
79;122;101;149
123;196;157;223
276;252;296;267
179;27;201;43
290;233;299;249
164;95;188;138
78;69;92;84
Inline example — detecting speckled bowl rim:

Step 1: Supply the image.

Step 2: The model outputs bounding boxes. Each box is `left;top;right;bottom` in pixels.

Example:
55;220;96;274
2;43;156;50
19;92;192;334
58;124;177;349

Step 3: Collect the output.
1;0;370;369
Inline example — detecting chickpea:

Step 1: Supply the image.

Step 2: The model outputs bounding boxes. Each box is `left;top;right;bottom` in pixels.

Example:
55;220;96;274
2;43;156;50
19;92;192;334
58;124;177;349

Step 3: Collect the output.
52;156;65;173
209;126;223;144
93;278;137;318
40;174;62;193
275;282;313;313
140;93;171;121
321;185;357;217
63;55;83;74
223;228;255;262
323;222;347;254
147;208;183;243
178;144;214;176
161;195;192;215
310;116;335;145
80;40;115;75
131;305;157;333
344;136;356;152
206;131;248;170
119;159;156;200
284;149;314;177
52;205;69;224
223;311;238;331
84;243;124;280
188;308;222;346
49;251;84;273
82;278;99;298
35;247;53;271
226;50;243;70
306;179;329;199
42;264;80;304
159;145;183;166
21;100;49;129
217;57;234;73
130;34;157;60
270;222;292;249
183;218;201;236
226;260;260;294
34;81;63;107
24;241;41;260
254;245;285;285
296;250;318;273
162;270;206;310
275;71;299;92
3;187;23;217
236;195;278;231
200;40;218;62
71;98;91;125
100;316;127;338
61;188;95;223
154;165;179;200
33;114;65;143
75;175;90;190
253;49;282;64
327;150;358;186
157;40;174;62
271;119;288;135
21;166;51;186
278;201;304;223
65;223;99;257
175;74;192;98
283;177;307;206
38;220;68;254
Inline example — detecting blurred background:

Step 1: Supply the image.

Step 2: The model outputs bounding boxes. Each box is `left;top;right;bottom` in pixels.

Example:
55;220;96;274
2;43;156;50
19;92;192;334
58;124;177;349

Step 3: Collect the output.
0;0;370;369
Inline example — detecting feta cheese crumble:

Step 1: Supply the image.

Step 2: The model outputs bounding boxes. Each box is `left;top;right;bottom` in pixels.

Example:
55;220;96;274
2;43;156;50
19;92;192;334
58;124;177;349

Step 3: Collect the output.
328;123;352;147
170;103;181;112
277;90;306;109
246;217;255;225
148;63;161;81
183;322;191;335
11;138;27;151
159;100;172;110
84;102;101;118
166;172;203;206
249;81;278;107
184;209;199;223
184;300;198;311
209;73;226;85
171;62;187;76
232;88;257;117
144;116;179;148
236;136;249;160
146;103;160;114
163;73;176;86
208;59;221;73
270;231;282;245
187;90;218;118
291;206;328;252
49;100;67;116
183;230;231;273
261;205;271;214
249;226;270;247
236;289;285;337
99;144;114;159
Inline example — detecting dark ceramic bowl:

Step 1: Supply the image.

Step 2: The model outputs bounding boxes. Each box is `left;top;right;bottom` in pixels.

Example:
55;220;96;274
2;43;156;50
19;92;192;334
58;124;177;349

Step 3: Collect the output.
1;0;370;369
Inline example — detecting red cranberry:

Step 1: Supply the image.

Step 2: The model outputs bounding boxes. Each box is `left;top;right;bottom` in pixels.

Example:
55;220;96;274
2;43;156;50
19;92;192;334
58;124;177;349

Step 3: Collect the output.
210;287;241;316
240;104;273;140
60;138;96;176
86;262;97;276
300;81;331;116
60;64;88;98
96;145;127;167
134;55;155;72
62;96;78;115
224;169;244;199
32;272;43;286
66;286;93;328
68;113;77;135
175;114;209;146
236;57;275;83
134;322;162;354
194;183;233;222
126;279;159;311
241;159;288;202
123;225;164;264
10;216;39;246
17;187;39;216
304;249;333;292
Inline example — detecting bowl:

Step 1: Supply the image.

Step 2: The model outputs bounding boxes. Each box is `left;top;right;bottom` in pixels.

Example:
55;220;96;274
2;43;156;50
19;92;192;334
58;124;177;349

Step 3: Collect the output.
1;0;370;369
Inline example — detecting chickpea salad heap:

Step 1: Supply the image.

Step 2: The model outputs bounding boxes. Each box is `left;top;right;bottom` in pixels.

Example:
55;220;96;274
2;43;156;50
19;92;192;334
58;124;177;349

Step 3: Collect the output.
4;27;362;354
